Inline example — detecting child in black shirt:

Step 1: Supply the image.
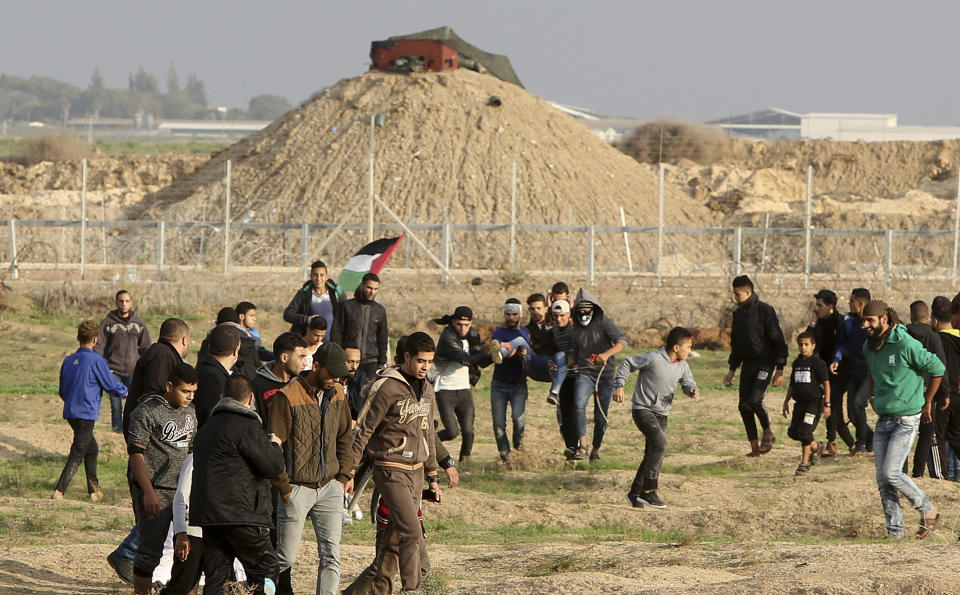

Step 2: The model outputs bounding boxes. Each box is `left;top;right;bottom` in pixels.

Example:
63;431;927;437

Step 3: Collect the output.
782;332;831;476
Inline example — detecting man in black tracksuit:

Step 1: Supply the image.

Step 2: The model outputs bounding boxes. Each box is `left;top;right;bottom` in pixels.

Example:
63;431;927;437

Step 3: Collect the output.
806;289;854;455
191;376;286;595
195;325;241;428
906;301;951;478
332;273;388;378
723;275;788;457
933;302;960;477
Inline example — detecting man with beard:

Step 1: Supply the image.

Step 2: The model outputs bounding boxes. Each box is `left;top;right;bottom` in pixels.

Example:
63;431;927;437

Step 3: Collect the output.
723;275;788;457
560;289;627;461
343;347;369;420
830;288;874;455
860;300;944;539
489;299;531;463
332;273;388;379
95;290;151;433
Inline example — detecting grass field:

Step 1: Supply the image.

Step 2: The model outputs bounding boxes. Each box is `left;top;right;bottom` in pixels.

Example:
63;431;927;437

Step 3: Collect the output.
0;292;958;594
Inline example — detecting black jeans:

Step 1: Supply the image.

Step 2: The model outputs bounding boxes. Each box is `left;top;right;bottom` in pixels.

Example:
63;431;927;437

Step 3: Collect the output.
844;374;874;449
159;535;204;595
435;388;475;458
630;409;668;494
738;362;773;442
825;373;855;447
203;525;278;595
55;419;99;494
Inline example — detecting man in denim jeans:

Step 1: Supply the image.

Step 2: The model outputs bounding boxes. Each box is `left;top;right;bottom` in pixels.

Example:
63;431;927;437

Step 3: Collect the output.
490;299;530;463
861;300;945;539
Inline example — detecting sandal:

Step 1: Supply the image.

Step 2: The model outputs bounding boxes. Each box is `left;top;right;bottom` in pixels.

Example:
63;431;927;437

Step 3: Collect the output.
916;512;941;539
759;433;775;454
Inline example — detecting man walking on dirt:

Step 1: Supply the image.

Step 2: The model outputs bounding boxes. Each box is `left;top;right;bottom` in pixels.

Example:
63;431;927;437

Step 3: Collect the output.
860;300;944;539
830;288;874;455
723;275;788;457
96;290;151;433
332;272;388;379
806;289;854;456
284;259;340;339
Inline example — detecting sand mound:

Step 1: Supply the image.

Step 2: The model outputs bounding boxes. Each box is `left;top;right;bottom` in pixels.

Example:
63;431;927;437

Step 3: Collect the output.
135;70;713;268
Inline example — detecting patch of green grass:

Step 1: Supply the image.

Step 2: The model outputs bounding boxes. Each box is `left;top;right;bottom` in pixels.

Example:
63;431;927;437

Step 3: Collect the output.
527;548;620;577
417;518;735;546
0;455;129;500
660;458;750;478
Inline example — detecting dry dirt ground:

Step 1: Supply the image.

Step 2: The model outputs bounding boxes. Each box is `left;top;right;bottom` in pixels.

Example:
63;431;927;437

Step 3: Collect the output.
2;283;960;594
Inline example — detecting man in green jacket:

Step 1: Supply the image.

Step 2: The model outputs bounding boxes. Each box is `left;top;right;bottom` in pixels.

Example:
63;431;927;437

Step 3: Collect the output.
861;300;944;539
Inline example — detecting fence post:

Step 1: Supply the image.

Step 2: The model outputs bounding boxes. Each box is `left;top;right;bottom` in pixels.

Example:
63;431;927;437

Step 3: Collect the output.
157;221;165;278
80;158;87;279
733;227;742;277
620;206;633;273
442;220;451;285
8;219;18;280
657;163;664;284
509;161;517;266
300;223;309;279
805;165;813;287
101;197;107;265
885;229;893;290
587;225;595;286
223;160;231;275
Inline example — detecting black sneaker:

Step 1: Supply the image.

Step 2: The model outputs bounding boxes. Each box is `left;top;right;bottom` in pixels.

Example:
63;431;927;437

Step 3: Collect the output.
637;491;666;508
589;448;600;462
546;392;559;406
107;550;134;584
626;493;644;508
795;463;811;476
564;447;577;461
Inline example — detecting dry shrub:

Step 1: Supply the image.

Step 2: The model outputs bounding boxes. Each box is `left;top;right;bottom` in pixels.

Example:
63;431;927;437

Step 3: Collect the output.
617;118;730;165
13;134;90;166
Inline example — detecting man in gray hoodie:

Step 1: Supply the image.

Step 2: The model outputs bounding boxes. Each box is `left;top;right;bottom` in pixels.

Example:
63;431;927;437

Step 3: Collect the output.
96;290;152;432
559;289;627;461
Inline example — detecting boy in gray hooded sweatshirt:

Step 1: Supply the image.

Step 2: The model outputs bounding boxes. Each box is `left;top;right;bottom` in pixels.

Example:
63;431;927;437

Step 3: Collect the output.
614;327;700;509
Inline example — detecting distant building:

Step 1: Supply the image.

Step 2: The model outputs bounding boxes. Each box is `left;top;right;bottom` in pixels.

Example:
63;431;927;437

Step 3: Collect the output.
708;107;960;142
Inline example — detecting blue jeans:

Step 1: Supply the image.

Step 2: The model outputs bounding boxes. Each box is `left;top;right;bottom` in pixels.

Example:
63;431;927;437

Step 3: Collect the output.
573;371;615;450
525;351;568;394
114;524;140;563
873;413;933;537
110;373;132;433
490;380;527;454
277;480;345;595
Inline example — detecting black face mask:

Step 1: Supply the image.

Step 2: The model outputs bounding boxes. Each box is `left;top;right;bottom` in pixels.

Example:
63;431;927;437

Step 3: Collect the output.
576;308;594;326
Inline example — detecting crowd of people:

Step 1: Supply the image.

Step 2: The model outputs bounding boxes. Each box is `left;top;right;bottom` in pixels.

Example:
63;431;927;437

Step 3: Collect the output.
49;259;960;593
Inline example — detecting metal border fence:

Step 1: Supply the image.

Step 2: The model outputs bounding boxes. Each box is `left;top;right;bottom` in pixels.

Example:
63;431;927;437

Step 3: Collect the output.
5;217;959;291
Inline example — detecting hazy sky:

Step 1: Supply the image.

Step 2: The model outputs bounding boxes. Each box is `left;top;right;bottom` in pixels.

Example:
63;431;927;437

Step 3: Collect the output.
5;0;959;124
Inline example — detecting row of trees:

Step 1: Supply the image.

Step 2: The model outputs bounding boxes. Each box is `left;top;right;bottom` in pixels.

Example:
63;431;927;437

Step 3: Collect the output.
0;64;293;123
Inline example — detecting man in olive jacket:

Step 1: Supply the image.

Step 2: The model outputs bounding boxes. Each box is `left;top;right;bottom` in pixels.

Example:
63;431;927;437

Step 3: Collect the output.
190;376;285;595
269;342;353;595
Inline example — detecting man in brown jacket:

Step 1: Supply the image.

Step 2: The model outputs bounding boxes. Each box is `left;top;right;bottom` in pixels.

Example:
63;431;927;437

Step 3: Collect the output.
350;331;440;594
270;342;353;595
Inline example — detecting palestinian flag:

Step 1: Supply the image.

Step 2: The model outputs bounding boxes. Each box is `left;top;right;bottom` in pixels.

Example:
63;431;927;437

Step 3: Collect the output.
337;236;404;294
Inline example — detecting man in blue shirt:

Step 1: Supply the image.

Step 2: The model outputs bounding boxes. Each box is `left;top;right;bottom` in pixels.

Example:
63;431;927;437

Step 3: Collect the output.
53;320;128;501
490;298;530;463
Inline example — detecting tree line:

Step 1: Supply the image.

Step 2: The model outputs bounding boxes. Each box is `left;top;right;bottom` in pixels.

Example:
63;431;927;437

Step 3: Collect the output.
0;64;294;123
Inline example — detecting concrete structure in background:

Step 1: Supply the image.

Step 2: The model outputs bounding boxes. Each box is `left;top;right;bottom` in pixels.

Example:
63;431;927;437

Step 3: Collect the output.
709;107;960;142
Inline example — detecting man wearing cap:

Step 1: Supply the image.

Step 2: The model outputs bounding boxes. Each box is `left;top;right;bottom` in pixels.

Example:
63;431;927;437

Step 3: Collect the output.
807;289;854;456
269;342;354;595
432;306;494;463
860;300;944;539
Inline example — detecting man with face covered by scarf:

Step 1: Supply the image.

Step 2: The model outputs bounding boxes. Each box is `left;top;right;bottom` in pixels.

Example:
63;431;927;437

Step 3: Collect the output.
861;300;945;539
557;289;627;461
